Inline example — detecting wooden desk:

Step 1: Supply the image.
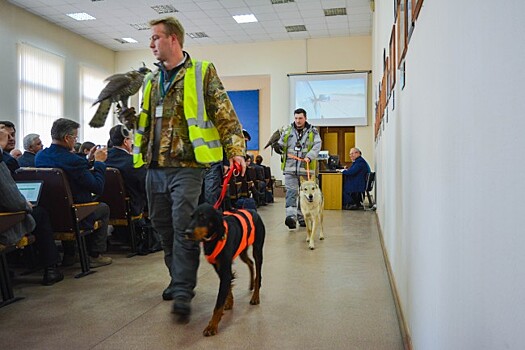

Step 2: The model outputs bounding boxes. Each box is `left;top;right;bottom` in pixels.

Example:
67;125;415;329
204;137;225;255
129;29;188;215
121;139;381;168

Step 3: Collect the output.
319;172;342;210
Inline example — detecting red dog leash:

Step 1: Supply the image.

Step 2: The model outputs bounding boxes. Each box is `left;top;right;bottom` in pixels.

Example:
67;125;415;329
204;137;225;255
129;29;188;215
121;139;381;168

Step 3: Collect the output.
213;161;242;210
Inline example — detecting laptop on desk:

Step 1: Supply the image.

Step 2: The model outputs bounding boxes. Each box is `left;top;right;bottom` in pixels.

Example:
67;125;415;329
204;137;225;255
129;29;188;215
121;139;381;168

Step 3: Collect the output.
15;180;44;206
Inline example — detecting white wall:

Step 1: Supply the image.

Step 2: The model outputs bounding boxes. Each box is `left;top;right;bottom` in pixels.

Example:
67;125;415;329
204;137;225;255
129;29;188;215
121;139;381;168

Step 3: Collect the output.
373;1;525;348
0;0;114;144
116;36;372;180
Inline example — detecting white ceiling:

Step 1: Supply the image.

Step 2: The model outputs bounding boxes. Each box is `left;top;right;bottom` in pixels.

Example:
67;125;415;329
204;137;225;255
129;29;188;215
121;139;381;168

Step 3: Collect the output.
7;0;373;52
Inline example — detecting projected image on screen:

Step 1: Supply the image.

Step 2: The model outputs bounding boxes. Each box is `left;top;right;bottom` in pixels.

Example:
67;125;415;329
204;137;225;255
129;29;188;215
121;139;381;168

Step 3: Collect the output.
289;72;368;127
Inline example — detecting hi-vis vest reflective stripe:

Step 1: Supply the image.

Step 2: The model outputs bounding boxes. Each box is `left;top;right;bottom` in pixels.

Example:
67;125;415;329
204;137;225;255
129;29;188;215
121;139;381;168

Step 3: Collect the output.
133;60;223;168
184;60;223;164
281;126;317;171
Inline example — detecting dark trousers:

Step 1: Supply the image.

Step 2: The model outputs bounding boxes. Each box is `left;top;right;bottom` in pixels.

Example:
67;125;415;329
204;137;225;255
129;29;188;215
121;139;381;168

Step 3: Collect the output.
351;192;364;206
31;207;60;267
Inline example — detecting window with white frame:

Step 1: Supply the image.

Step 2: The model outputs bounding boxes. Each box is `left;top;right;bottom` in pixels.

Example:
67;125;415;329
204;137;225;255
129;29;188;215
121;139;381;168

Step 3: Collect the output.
18;43;64;148
80;66;113;146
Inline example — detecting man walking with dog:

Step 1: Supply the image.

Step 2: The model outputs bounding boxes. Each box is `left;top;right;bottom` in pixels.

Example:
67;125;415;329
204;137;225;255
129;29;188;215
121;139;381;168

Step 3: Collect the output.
275;108;321;229
121;16;246;319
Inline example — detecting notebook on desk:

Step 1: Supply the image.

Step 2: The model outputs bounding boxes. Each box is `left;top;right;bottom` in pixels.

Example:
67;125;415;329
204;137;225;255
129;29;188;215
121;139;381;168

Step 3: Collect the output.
15;180;44;206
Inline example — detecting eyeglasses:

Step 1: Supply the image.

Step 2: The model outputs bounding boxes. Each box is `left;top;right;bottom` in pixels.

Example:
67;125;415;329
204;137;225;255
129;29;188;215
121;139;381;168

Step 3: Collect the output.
67;134;78;142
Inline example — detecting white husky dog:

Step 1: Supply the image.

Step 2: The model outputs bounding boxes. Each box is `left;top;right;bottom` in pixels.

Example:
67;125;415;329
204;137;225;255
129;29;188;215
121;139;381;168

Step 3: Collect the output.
299;178;325;250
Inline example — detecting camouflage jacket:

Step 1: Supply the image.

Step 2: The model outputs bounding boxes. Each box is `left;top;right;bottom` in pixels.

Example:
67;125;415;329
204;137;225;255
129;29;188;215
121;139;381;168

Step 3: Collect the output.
140;52;245;168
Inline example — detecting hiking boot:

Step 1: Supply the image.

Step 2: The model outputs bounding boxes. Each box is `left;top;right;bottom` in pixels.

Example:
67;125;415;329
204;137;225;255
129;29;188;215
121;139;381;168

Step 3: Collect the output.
285;216;296;229
90;255;113;268
172;298;191;316
162;287;174;301
42;267;64;286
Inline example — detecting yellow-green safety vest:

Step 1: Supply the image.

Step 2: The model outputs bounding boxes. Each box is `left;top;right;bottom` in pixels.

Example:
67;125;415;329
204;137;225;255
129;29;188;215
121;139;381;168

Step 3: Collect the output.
133;60;223;168
281;126;317;171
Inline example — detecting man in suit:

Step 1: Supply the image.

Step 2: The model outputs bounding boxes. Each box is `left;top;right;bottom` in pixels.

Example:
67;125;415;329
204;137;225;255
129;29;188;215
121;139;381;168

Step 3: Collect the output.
35;118;112;268
18;133;43;167
105;125;147;217
341;147;371;210
0;121;20;175
0;129;63;285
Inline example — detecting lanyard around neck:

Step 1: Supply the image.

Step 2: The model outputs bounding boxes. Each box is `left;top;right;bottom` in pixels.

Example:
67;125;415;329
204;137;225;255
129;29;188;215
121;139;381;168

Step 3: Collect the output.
159;70;176;99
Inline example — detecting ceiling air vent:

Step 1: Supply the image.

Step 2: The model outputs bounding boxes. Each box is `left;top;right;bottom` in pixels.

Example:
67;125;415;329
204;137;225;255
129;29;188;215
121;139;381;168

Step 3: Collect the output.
285;25;306;33
114;38;127;44
151;5;178;14
130;23;150;31
324;8;347;16
271;0;294;4
187;32;209;39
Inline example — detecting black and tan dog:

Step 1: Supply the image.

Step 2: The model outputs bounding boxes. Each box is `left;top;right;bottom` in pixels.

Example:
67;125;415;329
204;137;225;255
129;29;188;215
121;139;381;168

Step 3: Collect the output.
185;203;266;336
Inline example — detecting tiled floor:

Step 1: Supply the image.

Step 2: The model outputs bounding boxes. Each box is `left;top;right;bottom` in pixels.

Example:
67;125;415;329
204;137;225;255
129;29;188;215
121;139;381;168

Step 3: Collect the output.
0;199;403;350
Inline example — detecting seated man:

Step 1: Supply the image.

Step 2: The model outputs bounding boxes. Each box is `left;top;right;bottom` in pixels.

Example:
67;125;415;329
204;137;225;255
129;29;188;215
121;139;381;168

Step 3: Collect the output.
18;133;43;167
10;149;22;159
0;128;63;285
105;125;147;217
341;147;371;210
35;118;112;268
0;121;20;175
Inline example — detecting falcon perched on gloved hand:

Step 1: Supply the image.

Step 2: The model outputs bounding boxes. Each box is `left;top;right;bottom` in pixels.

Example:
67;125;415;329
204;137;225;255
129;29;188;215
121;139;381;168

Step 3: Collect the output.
264;126;286;154
89;65;151;128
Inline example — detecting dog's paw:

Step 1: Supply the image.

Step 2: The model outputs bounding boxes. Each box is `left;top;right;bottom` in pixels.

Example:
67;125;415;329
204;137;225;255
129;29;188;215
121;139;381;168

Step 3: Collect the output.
250;297;260;305
309;246;315;250
320;237;325;240
203;325;218;336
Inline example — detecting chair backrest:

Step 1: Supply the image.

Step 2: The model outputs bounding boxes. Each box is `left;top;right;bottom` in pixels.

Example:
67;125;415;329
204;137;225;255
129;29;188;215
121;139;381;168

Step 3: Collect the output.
245;166;257;182
99;167;128;221
263;166;272;180
14;168;76;232
366;172;376;192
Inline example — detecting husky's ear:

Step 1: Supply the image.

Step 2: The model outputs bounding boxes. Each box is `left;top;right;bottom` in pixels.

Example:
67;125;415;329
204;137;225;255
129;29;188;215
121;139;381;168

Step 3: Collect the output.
300;176;305;184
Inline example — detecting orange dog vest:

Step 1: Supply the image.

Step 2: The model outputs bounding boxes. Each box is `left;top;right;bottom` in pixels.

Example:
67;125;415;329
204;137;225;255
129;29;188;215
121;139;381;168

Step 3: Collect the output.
205;209;255;264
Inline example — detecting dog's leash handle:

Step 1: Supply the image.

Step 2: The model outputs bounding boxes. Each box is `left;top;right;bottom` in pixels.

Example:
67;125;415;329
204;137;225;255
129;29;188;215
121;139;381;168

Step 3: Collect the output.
213;161;241;210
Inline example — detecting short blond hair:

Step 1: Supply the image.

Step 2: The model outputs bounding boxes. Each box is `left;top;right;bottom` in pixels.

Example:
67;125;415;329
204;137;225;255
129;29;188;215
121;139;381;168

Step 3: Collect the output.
149;17;185;48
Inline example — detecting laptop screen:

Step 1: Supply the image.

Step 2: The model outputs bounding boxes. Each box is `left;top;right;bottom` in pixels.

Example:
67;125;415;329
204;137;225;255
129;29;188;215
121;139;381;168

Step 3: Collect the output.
16;181;44;206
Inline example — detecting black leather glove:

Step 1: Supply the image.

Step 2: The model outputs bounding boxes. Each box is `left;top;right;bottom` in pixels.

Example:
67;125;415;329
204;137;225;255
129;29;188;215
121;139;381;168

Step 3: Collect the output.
272;143;283;155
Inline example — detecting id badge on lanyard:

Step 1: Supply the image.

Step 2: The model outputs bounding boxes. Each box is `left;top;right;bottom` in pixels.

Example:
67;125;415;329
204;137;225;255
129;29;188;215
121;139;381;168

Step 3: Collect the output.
155;103;163;118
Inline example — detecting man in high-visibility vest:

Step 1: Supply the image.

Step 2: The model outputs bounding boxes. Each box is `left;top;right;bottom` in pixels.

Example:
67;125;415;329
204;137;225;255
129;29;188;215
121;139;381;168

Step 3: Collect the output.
275;108;322;229
128;16;246;318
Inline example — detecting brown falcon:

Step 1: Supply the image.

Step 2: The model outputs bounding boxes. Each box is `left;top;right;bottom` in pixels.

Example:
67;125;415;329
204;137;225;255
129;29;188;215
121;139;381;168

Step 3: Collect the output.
89;66;151;128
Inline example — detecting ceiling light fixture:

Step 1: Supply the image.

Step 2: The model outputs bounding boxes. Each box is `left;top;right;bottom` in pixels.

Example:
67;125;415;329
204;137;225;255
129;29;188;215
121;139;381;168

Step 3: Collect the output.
121;38;138;43
233;14;258;24
66;12;96;21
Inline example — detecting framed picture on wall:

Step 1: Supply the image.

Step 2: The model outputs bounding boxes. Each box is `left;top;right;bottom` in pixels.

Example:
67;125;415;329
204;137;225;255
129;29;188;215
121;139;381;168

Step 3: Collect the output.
389;25;396;92
406;0;415;42
400;59;406;90
394;0;400;20
413;0;423;21
396;4;406;68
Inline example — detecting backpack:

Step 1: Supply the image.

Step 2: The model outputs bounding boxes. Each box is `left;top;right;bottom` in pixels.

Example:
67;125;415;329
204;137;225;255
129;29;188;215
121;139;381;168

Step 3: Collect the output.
136;219;162;255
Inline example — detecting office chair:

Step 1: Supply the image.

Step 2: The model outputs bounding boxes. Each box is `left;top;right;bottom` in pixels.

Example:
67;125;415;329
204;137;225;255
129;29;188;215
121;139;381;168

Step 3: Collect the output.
361;172;376;211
